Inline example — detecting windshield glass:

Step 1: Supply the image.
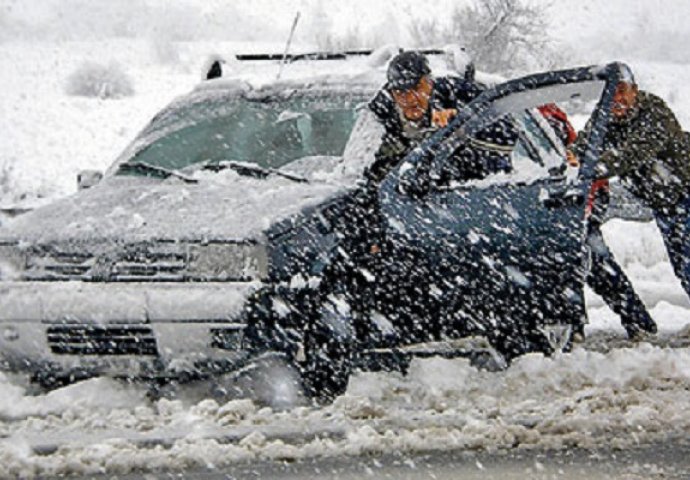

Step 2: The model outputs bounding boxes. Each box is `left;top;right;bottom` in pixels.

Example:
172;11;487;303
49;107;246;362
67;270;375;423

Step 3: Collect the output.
116;92;364;176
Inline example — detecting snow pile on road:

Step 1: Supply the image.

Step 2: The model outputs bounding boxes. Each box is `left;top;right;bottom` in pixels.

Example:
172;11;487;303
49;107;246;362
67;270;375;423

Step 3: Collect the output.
1;340;689;477
0;374;145;421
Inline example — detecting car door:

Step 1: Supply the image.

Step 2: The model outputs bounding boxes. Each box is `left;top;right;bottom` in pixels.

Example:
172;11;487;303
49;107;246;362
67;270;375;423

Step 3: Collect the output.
379;64;628;355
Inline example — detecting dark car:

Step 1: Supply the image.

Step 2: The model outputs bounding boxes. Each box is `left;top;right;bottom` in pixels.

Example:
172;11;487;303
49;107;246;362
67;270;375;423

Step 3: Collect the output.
240;63;632;399
0;61;629;402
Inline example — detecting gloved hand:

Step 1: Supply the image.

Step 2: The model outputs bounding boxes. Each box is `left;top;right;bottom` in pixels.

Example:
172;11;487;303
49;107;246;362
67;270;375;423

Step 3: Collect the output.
432;108;458;128
566;149;580;167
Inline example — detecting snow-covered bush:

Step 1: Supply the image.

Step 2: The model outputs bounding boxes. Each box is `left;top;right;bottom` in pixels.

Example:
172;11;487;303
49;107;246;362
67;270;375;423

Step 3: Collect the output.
408;0;559;74
65;61;135;99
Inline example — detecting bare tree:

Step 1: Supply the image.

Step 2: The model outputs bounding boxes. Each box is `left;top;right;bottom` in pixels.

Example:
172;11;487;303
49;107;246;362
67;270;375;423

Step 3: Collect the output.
408;17;443;49
409;0;557;74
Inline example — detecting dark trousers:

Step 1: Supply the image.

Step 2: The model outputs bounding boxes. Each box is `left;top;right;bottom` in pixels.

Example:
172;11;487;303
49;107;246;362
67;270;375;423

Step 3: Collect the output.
654;196;690;299
586;227;656;336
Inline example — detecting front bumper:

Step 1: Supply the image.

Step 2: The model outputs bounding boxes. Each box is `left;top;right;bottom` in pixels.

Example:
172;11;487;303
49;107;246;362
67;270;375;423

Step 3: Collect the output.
0;281;262;378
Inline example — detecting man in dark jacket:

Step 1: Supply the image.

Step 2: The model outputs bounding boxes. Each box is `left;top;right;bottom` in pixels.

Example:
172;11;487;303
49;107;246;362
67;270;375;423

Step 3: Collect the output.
366;51;488;183
331;51;498;338
574;71;690;307
544;104;657;340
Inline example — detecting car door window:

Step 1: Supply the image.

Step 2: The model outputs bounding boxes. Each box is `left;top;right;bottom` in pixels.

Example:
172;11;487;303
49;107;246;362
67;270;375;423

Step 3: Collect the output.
389;74;608;197
438;109;566;190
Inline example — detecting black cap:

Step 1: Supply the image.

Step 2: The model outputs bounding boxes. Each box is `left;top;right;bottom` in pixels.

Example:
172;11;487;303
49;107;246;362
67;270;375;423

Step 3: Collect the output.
387;51;431;90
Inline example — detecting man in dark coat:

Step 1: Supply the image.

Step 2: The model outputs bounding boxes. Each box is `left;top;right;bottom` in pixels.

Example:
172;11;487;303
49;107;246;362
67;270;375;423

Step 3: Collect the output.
325;52;495;342
574;70;690;310
366;51;491;183
544;104;657;340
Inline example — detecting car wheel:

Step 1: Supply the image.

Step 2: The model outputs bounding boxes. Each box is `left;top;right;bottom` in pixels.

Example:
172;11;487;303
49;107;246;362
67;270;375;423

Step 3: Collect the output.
210;354;306;409
299;325;353;403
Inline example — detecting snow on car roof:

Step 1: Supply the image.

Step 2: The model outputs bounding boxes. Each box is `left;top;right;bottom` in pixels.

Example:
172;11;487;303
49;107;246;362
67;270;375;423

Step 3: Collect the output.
195;44;497;92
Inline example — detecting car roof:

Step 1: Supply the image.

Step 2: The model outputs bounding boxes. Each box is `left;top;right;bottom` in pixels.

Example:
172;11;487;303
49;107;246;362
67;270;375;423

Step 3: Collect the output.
154;45;487;130
193;44;489;96
107;46;494;176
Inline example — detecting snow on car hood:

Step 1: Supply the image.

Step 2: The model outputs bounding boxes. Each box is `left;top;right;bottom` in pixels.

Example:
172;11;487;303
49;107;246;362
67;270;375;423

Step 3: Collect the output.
0;172;348;244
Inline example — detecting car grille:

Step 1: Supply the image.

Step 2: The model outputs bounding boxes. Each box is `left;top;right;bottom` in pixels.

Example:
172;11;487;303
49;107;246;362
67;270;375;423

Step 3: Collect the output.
26;245;187;281
46;325;158;356
19;240;265;282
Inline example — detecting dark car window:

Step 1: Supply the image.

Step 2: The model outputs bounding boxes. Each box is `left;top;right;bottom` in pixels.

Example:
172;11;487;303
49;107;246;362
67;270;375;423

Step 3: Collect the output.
441;109;564;188
116;93;362;175
406;76;607;189
514;110;568;170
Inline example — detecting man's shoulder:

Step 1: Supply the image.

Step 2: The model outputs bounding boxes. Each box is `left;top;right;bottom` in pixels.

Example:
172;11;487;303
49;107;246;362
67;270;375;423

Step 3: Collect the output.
638;90;672;112
433;75;483;104
637;90;682;130
368;88;394;120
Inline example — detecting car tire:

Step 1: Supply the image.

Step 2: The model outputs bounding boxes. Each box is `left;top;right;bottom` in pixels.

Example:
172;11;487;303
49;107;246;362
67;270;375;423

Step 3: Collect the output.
210;354;306;409
299;325;353;403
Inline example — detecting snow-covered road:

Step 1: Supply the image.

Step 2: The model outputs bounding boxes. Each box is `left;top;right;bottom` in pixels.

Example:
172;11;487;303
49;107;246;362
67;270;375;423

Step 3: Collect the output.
1;322;689;478
95;438;690;480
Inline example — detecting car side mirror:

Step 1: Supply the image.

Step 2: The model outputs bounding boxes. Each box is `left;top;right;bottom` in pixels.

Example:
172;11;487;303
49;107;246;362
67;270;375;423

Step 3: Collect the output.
77;170;103;190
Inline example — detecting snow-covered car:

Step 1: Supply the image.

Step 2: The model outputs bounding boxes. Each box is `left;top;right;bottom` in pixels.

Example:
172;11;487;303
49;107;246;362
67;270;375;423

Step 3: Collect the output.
0;68;378;387
0;59;630;401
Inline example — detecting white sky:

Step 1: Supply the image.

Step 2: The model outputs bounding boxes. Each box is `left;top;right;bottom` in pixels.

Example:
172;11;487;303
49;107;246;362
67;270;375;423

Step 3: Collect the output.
4;0;690;42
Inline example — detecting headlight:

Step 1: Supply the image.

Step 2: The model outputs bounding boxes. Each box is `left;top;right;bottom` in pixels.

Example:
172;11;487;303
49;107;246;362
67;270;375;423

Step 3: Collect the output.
187;242;268;281
0;244;26;281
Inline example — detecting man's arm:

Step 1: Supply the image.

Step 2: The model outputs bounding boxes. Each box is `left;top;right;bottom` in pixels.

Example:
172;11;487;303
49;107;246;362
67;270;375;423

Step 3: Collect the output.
599;103;676;178
366;132;410;183
433;76;484;110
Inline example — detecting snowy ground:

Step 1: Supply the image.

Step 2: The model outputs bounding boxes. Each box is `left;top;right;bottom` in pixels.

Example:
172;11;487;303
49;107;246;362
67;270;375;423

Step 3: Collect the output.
2;38;690;478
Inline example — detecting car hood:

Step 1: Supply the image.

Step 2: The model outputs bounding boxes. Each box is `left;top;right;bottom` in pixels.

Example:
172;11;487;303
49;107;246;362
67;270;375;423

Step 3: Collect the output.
0;174;347;244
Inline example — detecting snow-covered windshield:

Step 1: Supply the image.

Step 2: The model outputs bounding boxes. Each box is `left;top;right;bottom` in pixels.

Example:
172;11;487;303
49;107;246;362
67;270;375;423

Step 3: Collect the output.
116;92;363;177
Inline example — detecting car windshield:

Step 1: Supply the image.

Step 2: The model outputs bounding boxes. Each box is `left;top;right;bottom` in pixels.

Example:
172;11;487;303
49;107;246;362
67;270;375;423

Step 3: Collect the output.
116;91;364;177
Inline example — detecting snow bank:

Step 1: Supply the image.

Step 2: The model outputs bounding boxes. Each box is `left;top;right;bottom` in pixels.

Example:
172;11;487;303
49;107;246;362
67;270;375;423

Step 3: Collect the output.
0;375;144;422
1;343;689;477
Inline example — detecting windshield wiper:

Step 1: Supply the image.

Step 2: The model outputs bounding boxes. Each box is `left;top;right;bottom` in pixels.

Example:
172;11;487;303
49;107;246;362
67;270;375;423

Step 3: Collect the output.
203;160;308;183
118;161;198;183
